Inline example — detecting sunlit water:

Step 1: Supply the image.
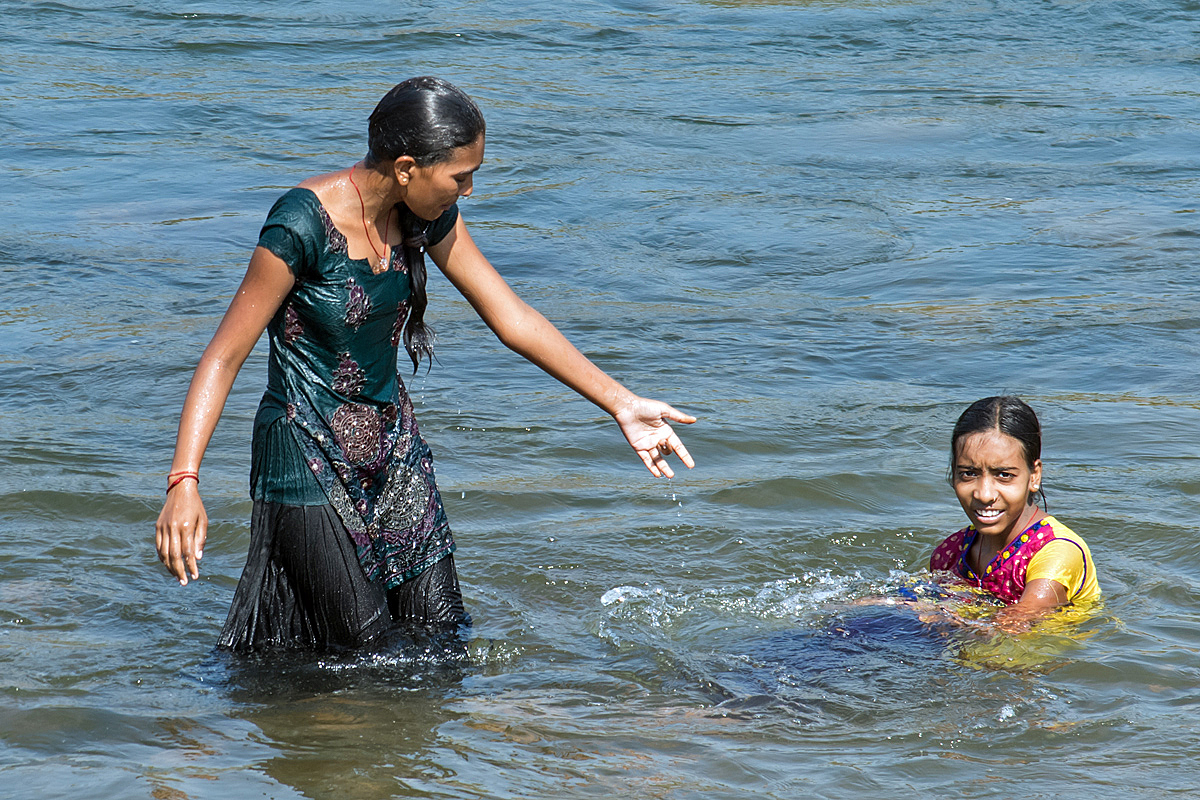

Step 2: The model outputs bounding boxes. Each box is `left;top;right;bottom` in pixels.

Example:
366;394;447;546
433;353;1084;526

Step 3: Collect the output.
3;0;1200;797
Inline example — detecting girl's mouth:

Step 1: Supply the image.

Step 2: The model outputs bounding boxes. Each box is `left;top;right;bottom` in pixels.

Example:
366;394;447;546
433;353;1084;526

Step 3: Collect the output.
974;508;1003;522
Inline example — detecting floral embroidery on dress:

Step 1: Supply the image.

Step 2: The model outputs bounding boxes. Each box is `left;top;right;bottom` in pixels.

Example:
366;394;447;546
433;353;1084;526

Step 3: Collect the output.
283;304;304;344
330;402;383;466
286;391;454;587
345;277;372;329
319;205;348;254
332;352;366;397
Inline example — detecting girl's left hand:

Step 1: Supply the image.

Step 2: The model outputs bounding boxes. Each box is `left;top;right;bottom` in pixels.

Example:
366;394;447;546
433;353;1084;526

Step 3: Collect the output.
613;397;697;478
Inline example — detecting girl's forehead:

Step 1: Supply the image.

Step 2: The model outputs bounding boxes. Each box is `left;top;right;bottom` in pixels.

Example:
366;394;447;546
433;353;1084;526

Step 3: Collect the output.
446;135;485;169
954;429;1027;463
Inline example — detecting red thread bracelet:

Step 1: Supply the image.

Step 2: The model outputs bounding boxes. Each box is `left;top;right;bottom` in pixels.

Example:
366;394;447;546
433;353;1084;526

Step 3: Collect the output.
167;473;199;493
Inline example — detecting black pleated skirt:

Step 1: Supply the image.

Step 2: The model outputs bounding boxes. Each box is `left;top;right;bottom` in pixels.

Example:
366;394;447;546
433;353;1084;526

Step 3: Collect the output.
217;500;467;652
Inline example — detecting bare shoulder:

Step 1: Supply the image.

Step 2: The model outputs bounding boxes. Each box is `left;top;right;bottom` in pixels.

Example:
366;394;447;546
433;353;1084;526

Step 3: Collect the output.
297;170;347;199
296;169;357;226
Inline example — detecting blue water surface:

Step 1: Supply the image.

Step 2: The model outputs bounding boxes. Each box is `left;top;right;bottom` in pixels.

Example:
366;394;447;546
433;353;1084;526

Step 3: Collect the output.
2;0;1200;798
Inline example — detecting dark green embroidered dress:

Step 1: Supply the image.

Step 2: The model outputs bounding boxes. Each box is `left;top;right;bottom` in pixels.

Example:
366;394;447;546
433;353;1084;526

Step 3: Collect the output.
218;189;461;651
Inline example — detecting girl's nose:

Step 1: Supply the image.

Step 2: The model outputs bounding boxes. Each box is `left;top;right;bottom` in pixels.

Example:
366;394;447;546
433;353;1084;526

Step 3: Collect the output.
974;478;998;503
459;176;474;198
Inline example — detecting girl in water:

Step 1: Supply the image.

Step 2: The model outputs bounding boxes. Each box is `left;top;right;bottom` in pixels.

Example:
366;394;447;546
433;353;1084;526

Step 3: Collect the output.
928;396;1100;623
155;77;695;651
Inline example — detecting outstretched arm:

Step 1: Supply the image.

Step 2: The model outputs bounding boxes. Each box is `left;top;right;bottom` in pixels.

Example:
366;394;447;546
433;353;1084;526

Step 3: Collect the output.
155;246;295;585
428;217;696;477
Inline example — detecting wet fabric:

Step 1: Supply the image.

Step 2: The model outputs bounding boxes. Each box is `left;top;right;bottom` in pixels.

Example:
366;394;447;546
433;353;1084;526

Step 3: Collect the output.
929;515;1100;604
218;500;467;652
250;188;459;587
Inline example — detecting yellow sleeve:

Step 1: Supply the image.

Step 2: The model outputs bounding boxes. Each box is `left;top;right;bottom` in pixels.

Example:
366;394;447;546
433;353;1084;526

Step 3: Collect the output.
1025;527;1101;603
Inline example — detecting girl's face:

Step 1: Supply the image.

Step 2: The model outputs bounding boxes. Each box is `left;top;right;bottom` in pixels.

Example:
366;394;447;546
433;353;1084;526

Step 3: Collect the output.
952;429;1042;541
399;135;485;221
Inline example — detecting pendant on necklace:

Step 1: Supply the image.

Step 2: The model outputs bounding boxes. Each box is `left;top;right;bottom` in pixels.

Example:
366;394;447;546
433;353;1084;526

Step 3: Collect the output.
379;253;388;271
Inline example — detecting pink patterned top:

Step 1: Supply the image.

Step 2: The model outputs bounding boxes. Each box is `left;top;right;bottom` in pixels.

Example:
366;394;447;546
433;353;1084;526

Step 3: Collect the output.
929;516;1097;605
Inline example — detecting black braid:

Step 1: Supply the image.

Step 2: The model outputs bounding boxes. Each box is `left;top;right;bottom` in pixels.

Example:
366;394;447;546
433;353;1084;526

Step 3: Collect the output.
398;205;434;372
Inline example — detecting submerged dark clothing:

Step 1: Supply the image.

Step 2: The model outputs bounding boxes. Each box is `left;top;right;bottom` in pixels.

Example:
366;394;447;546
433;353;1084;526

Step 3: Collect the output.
219;189;466;652
218;501;466;651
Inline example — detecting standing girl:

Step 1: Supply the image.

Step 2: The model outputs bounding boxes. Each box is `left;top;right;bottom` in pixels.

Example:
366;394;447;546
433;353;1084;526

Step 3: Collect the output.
929;396;1099;621
155;77;695;652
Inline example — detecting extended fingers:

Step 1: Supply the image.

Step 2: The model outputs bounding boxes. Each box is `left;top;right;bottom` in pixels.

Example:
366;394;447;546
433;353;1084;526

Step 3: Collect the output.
157;490;208;586
632;432;695;479
170;526;193;585
652;407;695;471
637;447;665;478
658;403;697;425
619;398;697;477
185;520;207;581
160;531;186;585
653;425;695;471
651;440;676;479
155;518;179;576
157;519;196;585
667;437;695;469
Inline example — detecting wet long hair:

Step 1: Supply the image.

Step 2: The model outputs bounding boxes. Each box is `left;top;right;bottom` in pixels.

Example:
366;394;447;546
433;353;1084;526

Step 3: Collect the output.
950;395;1047;508
366;76;486;372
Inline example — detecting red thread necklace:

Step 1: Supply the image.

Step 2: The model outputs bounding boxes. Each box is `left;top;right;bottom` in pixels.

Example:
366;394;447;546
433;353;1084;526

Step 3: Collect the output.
348;164;394;271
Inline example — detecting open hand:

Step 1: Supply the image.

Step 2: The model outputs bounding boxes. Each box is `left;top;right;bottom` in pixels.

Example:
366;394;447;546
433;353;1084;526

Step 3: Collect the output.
613;397;697;478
